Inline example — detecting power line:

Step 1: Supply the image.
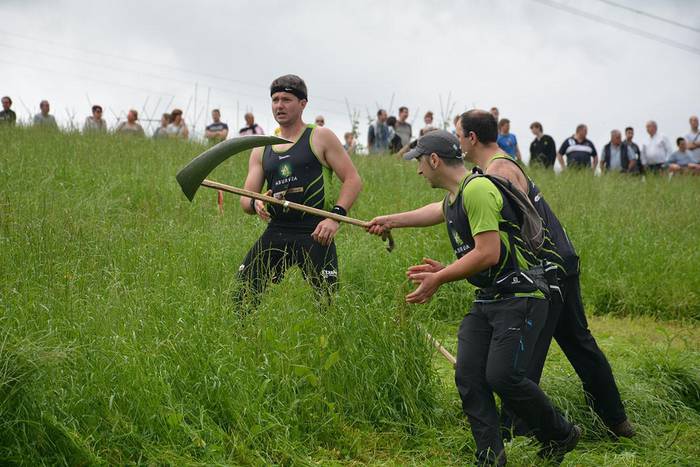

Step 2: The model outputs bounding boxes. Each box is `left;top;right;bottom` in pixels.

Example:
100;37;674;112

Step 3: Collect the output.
595;0;700;34
531;0;700;57
0;41;351;119
0;58;174;97
0;28;350;106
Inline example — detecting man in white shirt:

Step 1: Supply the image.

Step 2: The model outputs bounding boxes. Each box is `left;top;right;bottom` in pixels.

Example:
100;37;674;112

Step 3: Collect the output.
641;120;671;173
83;105;107;133
685;115;700;163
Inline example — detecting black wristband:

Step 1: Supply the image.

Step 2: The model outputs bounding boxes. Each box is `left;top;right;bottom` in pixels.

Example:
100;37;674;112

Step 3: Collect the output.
331;205;347;217
249;197;256;212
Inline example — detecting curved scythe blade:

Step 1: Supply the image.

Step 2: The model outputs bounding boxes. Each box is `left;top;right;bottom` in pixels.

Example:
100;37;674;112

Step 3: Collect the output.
176;135;290;201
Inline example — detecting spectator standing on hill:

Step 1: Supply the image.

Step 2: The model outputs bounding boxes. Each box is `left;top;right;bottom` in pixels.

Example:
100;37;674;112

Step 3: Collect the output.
600;130;632;173
0;96;17;126
386;116;403;153
686;115;700;163
622;127;640;173
529;122;556;168
83;105;107;133
153;113;170;139
166;109;189;140
367;109;390;154
496;118;522;162
557;124;597;171
315;115;325;127
33;100;58;130
115;109;145;137
395;106;412;147
239;112;265;136
343;132;357;154
667;137;700;175
205;109;229;143
641;120;671;173
420;111;437;136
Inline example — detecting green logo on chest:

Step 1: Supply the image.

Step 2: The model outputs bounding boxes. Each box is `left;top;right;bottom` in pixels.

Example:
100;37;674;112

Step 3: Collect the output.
279;162;293;178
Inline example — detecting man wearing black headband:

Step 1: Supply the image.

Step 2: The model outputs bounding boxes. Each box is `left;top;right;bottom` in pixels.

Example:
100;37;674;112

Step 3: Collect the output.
367;129;579;466
236;74;362;306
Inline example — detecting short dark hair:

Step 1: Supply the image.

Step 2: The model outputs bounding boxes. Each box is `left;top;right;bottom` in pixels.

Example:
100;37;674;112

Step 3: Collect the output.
270;74;307;101
212;108;220;114
386;116;397;127
1;96;11;105
129;109;138;119
498;118;510;128
677;137;686;145
377;109;386;117
398;106;408;113
441;157;465;167
425;111;433;119
625;126;634;133
92;105;102;113
576;124;587;133
460;109;498;144
530;121;542;131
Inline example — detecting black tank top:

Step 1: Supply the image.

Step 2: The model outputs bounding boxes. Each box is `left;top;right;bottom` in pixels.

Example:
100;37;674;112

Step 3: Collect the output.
487;155;579;277
262;124;334;232
443;175;539;290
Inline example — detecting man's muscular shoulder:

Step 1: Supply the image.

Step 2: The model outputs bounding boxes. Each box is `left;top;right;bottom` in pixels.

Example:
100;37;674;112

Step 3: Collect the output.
487;158;528;193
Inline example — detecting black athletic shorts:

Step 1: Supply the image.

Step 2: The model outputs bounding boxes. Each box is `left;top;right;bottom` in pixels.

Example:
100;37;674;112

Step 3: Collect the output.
236;227;338;301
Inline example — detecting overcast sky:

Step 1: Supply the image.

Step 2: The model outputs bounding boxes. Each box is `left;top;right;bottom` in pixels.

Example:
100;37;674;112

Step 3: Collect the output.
2;0;699;155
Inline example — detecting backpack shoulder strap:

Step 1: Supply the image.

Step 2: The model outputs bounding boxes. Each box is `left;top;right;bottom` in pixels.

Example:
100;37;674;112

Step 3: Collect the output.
474;173;545;255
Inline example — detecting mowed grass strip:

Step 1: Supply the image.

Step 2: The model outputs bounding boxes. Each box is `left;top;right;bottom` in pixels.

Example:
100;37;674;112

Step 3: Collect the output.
0;128;699;465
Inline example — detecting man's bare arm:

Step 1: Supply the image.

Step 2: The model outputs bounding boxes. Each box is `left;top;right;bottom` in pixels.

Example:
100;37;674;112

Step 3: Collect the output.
367;201;444;235
240;147;266;215
316;127;362;210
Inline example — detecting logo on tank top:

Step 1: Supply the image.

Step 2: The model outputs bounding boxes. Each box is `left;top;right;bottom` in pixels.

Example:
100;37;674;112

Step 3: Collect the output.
279;162;293;178
451;228;461;245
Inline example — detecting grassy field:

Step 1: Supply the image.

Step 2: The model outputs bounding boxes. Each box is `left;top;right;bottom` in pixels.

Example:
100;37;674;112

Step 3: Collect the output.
1;127;699;465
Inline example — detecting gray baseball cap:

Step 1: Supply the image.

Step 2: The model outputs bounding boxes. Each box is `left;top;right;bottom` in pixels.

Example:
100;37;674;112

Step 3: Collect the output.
403;130;464;161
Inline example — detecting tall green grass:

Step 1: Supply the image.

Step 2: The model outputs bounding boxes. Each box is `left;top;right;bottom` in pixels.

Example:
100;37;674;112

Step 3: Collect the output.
1;127;699;465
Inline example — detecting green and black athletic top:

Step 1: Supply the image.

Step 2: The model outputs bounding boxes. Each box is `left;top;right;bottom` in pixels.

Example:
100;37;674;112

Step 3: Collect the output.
443;173;544;299
486;154;579;278
262;124;335;233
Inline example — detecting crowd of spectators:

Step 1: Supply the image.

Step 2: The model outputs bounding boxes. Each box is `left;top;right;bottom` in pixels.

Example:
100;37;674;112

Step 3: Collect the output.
1;95;698;176
0;96;261;145
362;103;699;177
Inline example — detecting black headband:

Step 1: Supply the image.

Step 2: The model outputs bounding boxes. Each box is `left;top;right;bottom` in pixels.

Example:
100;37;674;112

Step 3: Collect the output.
270;85;307;101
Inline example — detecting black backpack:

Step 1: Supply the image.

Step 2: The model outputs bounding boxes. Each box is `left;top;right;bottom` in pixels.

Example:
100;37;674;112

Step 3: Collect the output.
466;168;545;256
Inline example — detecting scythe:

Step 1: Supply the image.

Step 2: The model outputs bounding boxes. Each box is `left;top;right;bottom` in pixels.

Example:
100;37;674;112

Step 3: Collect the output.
175;135;394;251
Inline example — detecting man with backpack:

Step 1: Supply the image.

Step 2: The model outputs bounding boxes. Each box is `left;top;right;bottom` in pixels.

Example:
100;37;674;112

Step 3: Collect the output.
458;110;633;440
367;129;580;466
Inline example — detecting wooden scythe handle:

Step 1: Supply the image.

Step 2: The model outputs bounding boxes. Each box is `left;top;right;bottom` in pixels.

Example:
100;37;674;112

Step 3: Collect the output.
200;179;395;251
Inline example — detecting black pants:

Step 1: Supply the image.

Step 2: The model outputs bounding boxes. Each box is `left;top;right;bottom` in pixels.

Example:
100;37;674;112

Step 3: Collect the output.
501;274;626;438
644;163;664;173
455;297;573;464
235;228;338;306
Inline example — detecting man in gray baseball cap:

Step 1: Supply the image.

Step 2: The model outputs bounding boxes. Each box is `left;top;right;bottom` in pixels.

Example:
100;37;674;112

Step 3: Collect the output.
403;129;464;161
368;128;579;465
